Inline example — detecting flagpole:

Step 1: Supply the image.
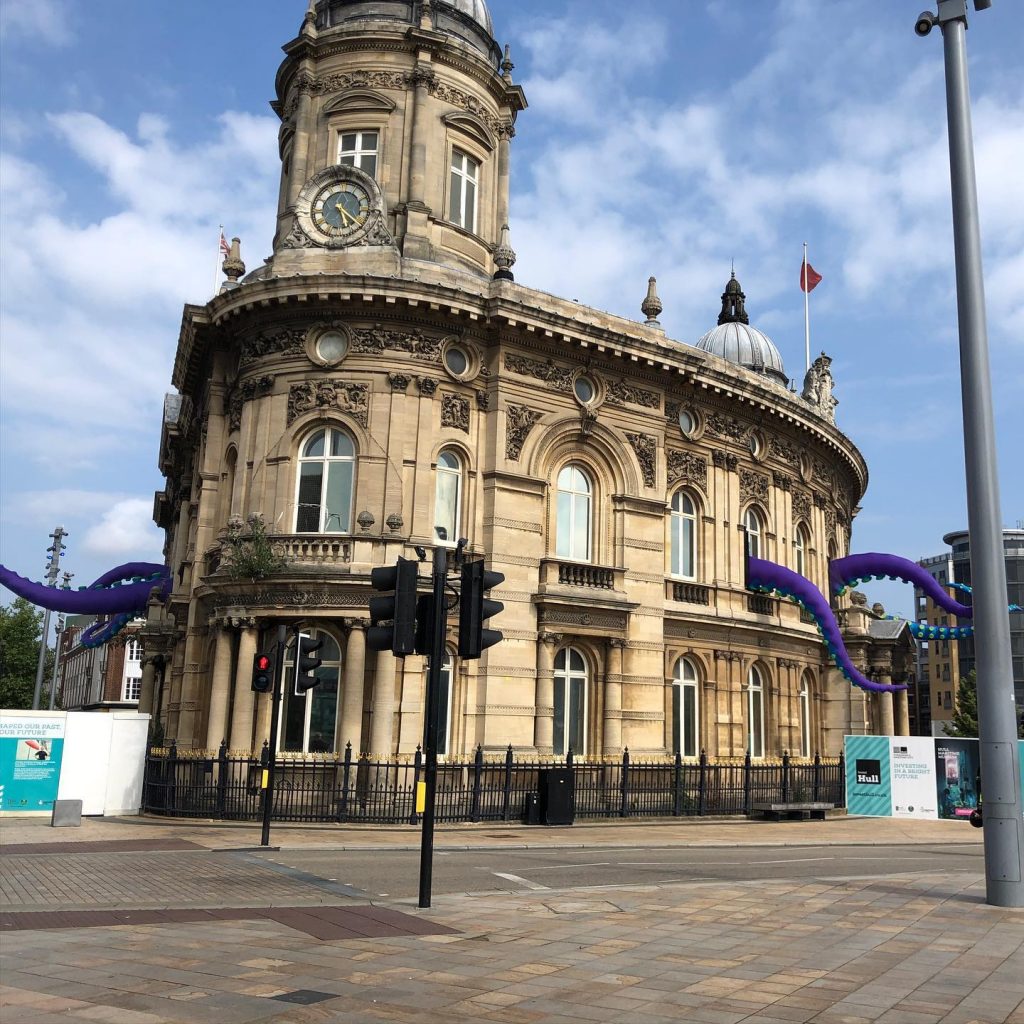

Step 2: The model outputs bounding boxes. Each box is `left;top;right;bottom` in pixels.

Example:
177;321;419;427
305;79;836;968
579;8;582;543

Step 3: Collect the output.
803;242;811;373
213;224;224;297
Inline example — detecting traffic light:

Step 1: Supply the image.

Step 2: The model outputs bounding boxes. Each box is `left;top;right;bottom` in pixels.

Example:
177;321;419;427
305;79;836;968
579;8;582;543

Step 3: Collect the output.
367;557;419;656
251;652;273;693
458;559;504;659
295;633;325;695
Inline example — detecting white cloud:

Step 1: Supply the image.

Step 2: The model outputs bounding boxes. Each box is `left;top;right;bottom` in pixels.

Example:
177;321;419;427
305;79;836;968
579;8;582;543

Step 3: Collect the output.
82;499;163;559
0;0;72;45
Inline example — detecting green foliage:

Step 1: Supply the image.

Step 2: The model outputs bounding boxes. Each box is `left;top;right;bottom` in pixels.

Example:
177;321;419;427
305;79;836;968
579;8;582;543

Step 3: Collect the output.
946;669;978;738
0;598;49;709
222;514;285;582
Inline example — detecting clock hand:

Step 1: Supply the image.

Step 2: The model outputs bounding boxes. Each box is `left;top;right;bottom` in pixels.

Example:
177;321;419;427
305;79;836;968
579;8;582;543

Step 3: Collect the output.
335;204;358;227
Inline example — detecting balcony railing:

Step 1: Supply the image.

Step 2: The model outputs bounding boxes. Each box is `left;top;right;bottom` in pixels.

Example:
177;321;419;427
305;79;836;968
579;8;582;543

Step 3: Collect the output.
747;593;777;616
672;581;711;606
800;607;816;625
272;535;352;566
557;562;614;589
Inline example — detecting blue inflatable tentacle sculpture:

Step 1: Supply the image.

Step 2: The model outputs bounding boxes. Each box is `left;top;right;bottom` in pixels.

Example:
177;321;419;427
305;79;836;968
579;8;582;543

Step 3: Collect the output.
0;561;171;649
746;552;906;694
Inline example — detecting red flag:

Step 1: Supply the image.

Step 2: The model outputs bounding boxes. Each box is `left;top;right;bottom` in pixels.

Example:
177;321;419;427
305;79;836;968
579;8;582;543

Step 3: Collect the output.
800;260;822;293
219;232;230;257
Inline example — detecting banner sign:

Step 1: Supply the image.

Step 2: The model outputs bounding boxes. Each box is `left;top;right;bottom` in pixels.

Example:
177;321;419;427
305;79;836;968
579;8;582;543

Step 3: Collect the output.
0;713;66;814
845;735;1023;821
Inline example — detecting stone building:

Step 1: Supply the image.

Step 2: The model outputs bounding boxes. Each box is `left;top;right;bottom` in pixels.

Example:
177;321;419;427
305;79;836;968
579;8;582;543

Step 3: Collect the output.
58;617;144;711
141;0;913;759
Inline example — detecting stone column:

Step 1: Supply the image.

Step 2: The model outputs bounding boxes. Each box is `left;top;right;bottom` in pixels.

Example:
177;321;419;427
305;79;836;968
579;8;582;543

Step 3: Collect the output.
894;688;911;737
877;692;895;736
602;639;625;755
369;648;396;758
534;633;559;753
402;66;435;260
287;83;315;207
496;126;513;233
255;683;273;751
138;658;157;718
205;626;235;751
230;626;258;751
338;621;367;754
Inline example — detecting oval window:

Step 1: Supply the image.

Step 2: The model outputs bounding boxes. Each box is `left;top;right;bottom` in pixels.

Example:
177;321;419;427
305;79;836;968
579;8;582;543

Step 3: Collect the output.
444;347;469;376
574;377;595;404
748;433;762;458
316;331;348;364
679;409;695;436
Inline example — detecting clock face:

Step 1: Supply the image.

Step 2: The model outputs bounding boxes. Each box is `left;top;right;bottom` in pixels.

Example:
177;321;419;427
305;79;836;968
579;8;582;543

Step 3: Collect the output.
312;183;371;236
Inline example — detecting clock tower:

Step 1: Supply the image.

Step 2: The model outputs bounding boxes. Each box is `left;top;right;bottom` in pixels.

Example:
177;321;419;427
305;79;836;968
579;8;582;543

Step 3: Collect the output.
270;0;526;278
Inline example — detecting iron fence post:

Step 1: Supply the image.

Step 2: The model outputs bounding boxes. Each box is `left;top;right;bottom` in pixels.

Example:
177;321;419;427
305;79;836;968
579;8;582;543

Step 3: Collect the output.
620;748;630;818
813;751;822;803
341;742;353;823
673;751;683;817
698;749;707;816
215;739;228;819
501;744;514;821
470;744;484;822
743;750;752;816
838;749;846;808
168;739;179;817
782;750;791;804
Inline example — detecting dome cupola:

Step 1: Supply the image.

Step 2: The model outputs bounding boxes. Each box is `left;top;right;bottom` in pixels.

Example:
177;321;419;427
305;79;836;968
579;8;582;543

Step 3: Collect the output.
696;272;788;387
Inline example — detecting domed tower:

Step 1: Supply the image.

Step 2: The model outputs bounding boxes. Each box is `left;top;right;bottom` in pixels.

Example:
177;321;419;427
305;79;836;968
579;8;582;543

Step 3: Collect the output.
270;0;525;278
696;273;789;388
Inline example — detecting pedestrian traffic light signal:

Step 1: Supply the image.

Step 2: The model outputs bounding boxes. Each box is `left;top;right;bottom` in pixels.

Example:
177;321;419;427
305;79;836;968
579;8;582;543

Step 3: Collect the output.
251;652;273;693
367;556;419;657
458;559;504;659
295;633;325;695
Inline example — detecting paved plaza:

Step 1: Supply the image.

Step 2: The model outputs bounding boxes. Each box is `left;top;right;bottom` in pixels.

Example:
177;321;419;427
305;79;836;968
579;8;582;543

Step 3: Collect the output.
1;815;1021;1024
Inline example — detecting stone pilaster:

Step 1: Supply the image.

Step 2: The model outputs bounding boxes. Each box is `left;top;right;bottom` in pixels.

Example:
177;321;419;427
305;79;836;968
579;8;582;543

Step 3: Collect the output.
339;621;367;754
534;633;560;753
205;626;235;751
369;648;397;757
230;626;259;751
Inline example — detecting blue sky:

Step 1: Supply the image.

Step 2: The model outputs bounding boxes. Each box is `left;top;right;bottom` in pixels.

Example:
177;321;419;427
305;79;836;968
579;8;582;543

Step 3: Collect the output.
1;0;1021;626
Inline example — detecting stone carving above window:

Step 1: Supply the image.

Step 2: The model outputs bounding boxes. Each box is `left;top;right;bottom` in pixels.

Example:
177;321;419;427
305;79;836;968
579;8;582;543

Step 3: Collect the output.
769;436;801;467
504;353;575;394
287;380;368;426
626;433;657;487
706;413;749;441
667;450;707;489
441;393;470;433
387;373;410;391
605;379;660;410
505;404;543;461
241;330;306;366
712;450;739;471
226;375;274;432
825;507;837;538
417;376;438;395
739;469;770;506
352;326;443;361
772;471;792;492
792;490;812;525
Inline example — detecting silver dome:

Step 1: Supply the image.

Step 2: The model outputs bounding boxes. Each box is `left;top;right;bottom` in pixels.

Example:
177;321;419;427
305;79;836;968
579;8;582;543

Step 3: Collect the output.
696;322;788;386
446;0;493;34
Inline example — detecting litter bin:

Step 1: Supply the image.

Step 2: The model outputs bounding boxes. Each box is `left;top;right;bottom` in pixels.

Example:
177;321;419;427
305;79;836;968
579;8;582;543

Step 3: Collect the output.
537;766;574;825
523;792;541;825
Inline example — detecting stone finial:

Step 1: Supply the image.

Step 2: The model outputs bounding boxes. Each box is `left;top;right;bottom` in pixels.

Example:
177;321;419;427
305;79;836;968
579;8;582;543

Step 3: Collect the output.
493;224;516;281
302;0;318;38
501;43;515;84
718;271;749;325
419;0;434;30
641;276;663;327
221;238;246;290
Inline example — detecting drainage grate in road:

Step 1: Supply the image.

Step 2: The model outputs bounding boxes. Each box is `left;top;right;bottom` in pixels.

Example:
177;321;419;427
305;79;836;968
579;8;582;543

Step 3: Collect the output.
270;989;336;1005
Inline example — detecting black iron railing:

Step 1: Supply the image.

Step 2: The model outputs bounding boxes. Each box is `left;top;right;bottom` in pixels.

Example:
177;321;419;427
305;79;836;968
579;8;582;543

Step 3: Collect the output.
142;743;844;824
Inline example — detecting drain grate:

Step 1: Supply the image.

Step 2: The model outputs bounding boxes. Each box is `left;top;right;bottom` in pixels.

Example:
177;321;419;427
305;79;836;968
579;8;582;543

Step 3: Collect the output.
270;989;336;1005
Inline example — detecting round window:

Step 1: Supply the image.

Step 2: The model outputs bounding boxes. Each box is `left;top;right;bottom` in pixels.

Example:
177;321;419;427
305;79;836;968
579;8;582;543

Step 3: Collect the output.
316;330;348;364
444;347;469;376
748;433;762;457
678;409;695;436
574;377;595;404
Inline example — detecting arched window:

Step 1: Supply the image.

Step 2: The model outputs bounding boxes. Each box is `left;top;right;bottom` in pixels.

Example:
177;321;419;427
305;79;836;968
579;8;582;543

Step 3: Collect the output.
746;665;765;759
794;523;809;578
281;629;342;753
799;674;813;758
434;450;463;546
670;491;698;580
553;648;588;756
672;657;700;758
435;648;455;757
295;428;355;534
744;507;764;559
556;464;592;561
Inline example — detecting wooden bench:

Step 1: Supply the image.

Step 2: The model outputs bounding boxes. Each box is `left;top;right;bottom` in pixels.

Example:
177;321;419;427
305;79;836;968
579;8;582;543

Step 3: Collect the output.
751;801;834;821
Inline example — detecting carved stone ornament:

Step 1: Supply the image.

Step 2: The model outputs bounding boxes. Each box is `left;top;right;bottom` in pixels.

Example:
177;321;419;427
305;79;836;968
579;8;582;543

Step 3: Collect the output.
626;433;657;487
772;471;792;492
813;493;828;509
226;375;274;432
739;469;771;506
288;164;395;252
825;507;837;538
605;378;660;410
506;404;543;461
417;376;438;396
386;513;404;533
356;510;375;531
287;379;369;426
769;436;800;467
476;390;490;410
441;393;470;433
388;373;410;391
801;352;839;425
712;450;739;471
353;327;444;362
539;607;627;630
241;329;306;367
504;353;574;394
813;459;836;489
706;413;749;441
667;450;707;489
665;400;680;424
792;490;812;525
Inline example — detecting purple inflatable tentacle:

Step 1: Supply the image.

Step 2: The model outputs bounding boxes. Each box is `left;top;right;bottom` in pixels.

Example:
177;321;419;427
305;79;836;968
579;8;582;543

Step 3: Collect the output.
88;562;167;589
81;614;132;647
0;564;170;614
829;553;973;619
748;556;906;693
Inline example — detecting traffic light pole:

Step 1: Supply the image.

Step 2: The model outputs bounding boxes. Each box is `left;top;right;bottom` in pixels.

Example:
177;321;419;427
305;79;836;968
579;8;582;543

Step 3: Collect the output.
260;624;288;848
418;544;448;909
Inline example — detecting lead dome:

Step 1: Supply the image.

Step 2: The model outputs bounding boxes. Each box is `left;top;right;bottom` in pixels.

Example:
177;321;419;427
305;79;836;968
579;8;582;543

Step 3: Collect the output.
696;273;789;387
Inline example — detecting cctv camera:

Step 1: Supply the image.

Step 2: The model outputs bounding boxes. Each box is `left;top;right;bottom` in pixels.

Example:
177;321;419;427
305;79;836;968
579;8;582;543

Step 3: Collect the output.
915;10;937;34
973;0;992;10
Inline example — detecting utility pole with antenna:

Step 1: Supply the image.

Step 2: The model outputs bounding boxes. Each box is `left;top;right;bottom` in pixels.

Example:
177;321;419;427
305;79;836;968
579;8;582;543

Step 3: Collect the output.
32;527;68;711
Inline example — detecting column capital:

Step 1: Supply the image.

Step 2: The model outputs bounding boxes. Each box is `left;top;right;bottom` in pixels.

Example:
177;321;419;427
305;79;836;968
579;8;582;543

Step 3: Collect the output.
539;631;564;646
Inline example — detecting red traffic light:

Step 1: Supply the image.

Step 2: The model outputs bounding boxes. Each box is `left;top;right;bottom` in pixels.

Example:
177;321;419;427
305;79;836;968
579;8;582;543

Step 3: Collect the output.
255;654;271;671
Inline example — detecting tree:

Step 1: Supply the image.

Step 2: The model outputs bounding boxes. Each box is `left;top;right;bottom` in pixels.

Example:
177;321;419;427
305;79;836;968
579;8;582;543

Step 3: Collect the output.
0;598;49;709
946;668;1024;740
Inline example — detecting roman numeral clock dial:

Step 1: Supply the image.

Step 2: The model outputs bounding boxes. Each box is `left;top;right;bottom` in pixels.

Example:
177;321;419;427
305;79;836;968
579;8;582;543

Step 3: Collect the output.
312;182;370;237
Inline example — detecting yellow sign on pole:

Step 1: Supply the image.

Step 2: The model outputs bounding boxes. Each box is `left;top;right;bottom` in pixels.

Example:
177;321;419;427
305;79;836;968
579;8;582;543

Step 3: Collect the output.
261;769;269;790
415;780;426;813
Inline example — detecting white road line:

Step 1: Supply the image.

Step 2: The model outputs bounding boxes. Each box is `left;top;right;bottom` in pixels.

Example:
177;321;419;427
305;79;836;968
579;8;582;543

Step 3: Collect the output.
521;862;611;871
759;857;834;864
492;872;550;891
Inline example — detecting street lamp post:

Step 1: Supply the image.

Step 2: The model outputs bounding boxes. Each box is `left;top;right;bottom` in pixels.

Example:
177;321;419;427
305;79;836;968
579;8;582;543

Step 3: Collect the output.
916;0;1024;907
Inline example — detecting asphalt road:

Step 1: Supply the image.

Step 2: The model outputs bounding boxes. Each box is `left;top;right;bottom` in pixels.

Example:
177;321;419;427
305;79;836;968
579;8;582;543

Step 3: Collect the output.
254;843;985;900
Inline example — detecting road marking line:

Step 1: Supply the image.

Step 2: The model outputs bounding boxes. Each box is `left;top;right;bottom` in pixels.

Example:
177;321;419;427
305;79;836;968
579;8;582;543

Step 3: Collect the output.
759;857;834;864
492;872;549;891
